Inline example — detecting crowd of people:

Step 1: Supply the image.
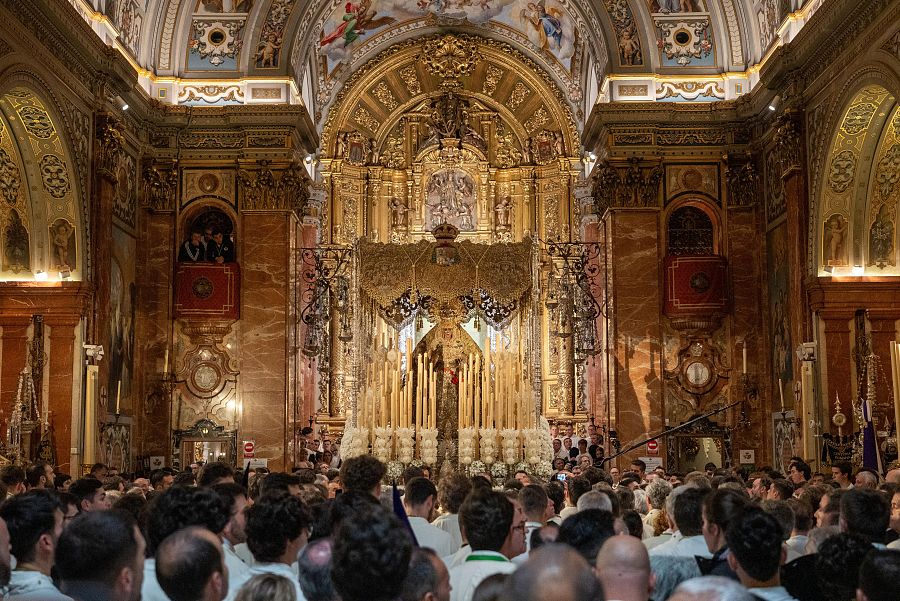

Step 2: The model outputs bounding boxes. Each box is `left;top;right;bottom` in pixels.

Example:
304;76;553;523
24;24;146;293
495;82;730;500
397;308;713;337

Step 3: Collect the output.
0;446;898;601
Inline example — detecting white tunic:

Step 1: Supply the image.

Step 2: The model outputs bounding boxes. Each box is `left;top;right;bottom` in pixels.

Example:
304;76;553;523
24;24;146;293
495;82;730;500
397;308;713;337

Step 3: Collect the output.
448;551;517;601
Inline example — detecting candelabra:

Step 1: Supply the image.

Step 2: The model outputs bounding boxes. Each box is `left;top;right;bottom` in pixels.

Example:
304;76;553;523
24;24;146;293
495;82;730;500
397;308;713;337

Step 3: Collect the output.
541;240;604;362
298;246;354;359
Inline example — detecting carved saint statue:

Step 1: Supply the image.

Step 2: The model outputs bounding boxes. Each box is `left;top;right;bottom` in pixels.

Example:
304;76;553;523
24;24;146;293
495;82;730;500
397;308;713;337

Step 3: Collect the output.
427;90;467;141
870;205;894;268
50;218;75;270
824;214;848;266
389;197;409;229
494;196;512;231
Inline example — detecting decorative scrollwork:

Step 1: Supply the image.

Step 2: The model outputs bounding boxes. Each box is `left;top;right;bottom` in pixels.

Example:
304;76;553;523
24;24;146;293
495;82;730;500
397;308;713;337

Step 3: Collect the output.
461;291;518;331
0;148;21;205
39;155;70;199
420;35;481;80
18;105;55;139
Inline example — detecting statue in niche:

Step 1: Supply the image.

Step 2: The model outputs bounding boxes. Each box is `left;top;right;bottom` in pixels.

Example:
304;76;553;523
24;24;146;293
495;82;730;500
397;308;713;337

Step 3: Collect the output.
869;204;894;268
494;196;512;231
618;26;642;66
4;209;29;273
494;131;522;169
824;214;848;266
389;197;409;229
426;169;476;231
50;218;76;271
426;89;467;142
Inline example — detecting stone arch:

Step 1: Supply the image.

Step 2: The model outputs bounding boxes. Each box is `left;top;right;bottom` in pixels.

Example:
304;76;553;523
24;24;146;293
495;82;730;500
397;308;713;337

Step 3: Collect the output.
0;78;85;280
809;64;900;276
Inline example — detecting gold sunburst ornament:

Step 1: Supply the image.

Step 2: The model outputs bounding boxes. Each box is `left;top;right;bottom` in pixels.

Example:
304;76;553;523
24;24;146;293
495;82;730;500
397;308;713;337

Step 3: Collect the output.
421;35;481;79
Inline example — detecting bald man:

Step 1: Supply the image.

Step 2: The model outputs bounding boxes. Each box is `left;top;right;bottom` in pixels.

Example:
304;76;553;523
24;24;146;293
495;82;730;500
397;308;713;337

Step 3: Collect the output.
595;535;655;601
505;543;603;601
667;576;753;601
886;467;900;485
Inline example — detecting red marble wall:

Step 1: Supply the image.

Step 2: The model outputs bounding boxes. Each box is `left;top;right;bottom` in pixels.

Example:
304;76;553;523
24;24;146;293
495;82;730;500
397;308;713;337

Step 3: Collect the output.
604;209;664;466
134;212;175;460
239;212;295;471
727;206;770;457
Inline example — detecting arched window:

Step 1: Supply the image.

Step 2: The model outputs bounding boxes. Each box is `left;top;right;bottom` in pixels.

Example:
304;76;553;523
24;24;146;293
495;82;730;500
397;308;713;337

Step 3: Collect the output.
667;205;714;256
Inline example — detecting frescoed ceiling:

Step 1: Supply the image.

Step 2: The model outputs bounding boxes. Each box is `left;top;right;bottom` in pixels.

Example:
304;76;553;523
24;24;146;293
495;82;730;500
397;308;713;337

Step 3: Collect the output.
68;0;825;122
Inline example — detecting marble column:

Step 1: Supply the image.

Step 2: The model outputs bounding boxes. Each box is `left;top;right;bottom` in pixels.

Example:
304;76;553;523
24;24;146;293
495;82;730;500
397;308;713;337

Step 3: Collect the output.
726;206;768;457
240;212;295;471
820;310;855;431
0;317;30;428
866;309;900;425
46;316;79;473
604;208;663;466
135;211;175;460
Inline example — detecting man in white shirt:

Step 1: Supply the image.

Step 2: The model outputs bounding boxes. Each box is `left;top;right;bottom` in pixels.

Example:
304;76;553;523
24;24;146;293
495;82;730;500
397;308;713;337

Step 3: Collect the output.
517;484;553;553
155;527;228;601
404;477;454;557
649;487;712;559
726;507;798;601
141;487;233;601
332;504;413;601
210;483;253;600
449;490;523;601
831;462;853;489
245;492;309;601
1;490;71;601
432;474;471;554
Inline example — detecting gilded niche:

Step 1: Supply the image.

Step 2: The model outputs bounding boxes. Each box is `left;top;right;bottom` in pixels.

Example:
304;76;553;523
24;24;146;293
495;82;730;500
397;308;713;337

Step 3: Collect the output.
320;34;581;245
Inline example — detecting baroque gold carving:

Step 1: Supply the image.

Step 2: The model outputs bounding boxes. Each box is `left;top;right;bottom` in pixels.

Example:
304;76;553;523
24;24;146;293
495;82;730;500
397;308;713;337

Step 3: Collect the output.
372;82;398;111
399;64;422;96
239;161;309;213
420;35;481;79
353;106;380;132
482;64;503;96
507;82;531;110
143;163;179;212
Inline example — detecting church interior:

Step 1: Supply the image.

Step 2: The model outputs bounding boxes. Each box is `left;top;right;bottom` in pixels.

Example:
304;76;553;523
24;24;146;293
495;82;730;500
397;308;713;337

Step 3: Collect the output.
1;0;900;480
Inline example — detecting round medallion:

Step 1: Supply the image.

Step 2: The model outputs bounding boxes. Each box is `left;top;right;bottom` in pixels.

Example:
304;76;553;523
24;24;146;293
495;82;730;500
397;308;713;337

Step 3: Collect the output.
192;364;220;392
685;361;711;387
192;277;214;299
198;173;220;194
681;168;703;190
689;271;711;293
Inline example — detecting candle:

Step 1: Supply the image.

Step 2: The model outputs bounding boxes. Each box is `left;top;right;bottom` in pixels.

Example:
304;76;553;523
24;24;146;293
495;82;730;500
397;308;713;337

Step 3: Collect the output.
891;342;900;444
742;344;747;375
430;367;437;428
164;349;169;375
778;378;785;413
115;379;122;414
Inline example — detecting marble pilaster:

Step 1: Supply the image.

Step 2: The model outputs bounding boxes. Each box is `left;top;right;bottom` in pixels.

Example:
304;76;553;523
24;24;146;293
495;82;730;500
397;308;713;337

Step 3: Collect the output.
239;212;294;471
604;209;663;466
46;316;79;472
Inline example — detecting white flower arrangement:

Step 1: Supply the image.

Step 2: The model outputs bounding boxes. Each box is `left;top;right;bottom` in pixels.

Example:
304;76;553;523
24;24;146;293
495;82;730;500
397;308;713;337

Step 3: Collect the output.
396;427;415;464
491;462;509;481
500;428;520;465
538;416;555;463
479;428;498;465
373;427;394;463
419;427;439;466
340;427;369;460
457;427;477;466
523;429;543;465
467;460;487;478
386;461;405;483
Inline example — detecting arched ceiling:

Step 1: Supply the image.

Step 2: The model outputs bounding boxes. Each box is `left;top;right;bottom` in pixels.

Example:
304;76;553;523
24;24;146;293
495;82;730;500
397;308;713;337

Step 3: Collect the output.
69;0;825;123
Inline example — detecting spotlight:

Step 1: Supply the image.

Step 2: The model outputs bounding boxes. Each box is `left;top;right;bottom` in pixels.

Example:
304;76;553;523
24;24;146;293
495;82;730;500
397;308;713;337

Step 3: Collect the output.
823;265;833;274
852;265;864;276
768;95;781;112
122;103;129;111
58;269;71;280
34;270;48;281
305;154;314;164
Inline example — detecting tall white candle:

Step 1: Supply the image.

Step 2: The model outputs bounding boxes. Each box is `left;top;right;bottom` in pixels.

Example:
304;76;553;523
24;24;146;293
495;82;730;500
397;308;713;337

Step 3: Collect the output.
742;344;747;375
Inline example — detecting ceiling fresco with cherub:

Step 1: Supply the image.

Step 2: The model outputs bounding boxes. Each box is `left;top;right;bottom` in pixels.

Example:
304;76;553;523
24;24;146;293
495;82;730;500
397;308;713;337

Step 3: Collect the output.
89;0;817;117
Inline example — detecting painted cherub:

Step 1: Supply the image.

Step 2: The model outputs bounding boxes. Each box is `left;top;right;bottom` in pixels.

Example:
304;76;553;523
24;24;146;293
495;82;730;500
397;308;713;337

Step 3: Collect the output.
256;33;281;67
619;27;641;65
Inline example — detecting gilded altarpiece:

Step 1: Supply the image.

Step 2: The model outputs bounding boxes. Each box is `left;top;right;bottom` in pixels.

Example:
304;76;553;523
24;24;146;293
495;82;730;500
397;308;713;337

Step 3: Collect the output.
318;35;584;425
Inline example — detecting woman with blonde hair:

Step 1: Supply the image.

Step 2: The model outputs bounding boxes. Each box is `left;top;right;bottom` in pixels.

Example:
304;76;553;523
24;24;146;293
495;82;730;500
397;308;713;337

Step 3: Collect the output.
234;574;297;601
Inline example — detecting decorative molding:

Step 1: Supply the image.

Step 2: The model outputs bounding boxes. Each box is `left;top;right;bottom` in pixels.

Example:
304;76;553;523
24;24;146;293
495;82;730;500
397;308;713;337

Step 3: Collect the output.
238;161;310;214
